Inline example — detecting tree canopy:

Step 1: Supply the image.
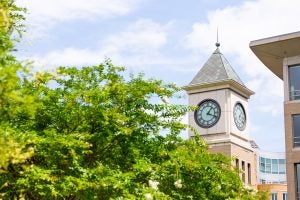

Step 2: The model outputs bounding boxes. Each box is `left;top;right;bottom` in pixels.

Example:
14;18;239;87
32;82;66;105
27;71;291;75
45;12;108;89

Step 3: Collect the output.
0;1;265;199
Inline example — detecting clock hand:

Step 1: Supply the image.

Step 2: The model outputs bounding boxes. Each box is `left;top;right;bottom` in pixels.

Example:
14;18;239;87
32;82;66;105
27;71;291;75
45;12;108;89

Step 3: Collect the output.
207;112;218;117
206;107;212;115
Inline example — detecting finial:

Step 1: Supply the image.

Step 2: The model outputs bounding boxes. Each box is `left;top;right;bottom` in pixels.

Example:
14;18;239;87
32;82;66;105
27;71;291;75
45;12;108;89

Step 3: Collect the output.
215;28;220;48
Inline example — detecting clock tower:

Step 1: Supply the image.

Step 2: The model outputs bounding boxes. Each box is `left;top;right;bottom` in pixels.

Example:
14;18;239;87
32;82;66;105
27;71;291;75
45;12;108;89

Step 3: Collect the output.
184;44;257;185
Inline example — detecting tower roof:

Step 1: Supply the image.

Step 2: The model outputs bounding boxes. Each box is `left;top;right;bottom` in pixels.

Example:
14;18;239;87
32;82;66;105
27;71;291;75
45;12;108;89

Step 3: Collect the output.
189;48;245;86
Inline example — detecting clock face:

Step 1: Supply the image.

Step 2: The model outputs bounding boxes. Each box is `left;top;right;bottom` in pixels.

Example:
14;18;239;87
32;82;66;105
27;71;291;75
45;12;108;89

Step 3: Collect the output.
233;102;246;131
194;99;221;128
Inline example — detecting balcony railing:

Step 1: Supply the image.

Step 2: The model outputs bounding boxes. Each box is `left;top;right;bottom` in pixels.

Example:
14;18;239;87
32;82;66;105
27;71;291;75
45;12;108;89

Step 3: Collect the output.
290;90;300;100
295;136;300;147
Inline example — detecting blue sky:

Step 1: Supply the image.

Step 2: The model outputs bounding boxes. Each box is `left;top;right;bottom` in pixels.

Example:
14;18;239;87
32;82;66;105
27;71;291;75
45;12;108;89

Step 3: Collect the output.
16;0;300;152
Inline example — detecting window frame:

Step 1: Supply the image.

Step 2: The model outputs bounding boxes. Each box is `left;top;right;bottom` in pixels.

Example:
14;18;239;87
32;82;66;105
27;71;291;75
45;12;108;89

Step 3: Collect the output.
247;163;251;184
242;161;245;183
271;193;278;200
265;158;271;173
278;159;286;174
260;157;265;173
292;114;300;148
271;159;278;174
288;64;300;101
296;163;300;200
282;192;287;200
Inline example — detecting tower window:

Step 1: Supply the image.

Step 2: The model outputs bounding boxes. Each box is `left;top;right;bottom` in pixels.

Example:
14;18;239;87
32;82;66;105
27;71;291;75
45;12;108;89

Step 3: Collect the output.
247;163;251;184
235;159;239;169
242;161;245;183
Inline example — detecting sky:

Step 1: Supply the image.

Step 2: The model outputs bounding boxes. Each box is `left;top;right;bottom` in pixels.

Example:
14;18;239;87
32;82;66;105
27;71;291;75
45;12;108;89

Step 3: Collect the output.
15;0;300;152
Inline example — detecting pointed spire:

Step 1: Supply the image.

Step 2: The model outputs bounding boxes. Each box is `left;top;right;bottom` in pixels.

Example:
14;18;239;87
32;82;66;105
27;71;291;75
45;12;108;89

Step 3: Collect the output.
188;29;246;87
188;47;245;87
215;28;220;48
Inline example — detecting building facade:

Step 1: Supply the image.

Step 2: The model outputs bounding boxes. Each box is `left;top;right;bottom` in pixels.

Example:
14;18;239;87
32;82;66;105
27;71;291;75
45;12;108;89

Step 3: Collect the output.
250;31;300;200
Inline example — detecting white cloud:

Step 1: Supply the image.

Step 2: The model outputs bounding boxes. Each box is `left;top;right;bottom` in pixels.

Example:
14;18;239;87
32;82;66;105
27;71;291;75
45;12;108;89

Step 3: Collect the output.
16;0;141;40
31;48;102;70
102;19;169;55
182;0;300;151
183;0;300;77
184;0;300;54
30;19;172;70
17;0;140;22
183;0;300;110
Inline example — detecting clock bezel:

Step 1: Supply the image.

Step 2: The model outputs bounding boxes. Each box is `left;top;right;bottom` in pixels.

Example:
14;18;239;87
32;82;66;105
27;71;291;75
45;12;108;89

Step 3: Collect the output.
233;102;247;131
194;99;221;128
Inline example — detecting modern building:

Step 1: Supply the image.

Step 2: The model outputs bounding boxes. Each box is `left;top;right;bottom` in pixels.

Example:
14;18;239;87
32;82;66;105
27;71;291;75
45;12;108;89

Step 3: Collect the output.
184;42;288;198
256;150;287;200
257;151;286;185
250;31;300;200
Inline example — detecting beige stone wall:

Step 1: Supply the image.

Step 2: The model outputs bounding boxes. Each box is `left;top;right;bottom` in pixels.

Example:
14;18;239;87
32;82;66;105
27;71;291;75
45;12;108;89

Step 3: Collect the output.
188;88;250;141
229;90;250;136
284;102;300;200
231;143;257;185
208;142;257;186
257;184;287;200
208;143;231;156
188;89;229;136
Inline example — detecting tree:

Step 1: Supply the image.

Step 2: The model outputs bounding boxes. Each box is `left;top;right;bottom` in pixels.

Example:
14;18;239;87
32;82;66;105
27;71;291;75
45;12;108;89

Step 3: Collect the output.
0;0;34;171
1;61;256;199
0;0;259;199
0;2;37;199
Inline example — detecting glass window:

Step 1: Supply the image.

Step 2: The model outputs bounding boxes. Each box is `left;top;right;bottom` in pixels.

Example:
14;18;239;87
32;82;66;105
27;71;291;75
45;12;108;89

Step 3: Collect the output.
265;158;271;173
282;192;287;200
289;65;300;100
293;115;300;147
296;164;300;200
272;159;278;174
260;157;265;173
242;161;245;183
271;193;278;200
279;159;286;174
236;158;239;169
247;163;251;184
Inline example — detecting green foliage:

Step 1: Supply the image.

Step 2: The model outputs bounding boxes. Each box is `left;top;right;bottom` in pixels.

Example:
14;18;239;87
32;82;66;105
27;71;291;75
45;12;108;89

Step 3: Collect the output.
0;0;265;199
0;59;255;199
0;0;25;65
254;190;270;200
0;1;37;199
